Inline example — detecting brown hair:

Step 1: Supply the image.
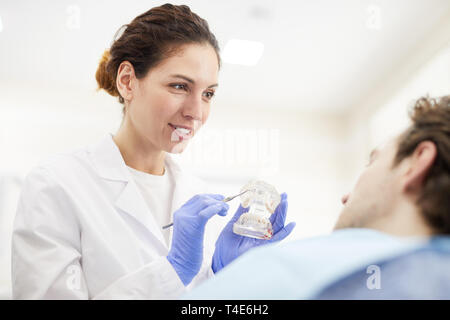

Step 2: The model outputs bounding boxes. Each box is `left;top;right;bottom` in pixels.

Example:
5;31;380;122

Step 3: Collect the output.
95;3;220;107
394;95;450;234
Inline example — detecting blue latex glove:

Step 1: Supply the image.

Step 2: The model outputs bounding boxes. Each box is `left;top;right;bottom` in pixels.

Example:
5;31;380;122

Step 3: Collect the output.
212;192;296;273
167;194;229;286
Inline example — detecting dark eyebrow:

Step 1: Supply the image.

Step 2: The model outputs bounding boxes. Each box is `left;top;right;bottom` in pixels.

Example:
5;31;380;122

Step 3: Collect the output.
170;74;218;89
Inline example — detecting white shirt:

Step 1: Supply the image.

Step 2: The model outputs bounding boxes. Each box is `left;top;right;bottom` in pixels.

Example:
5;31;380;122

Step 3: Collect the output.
126;165;174;247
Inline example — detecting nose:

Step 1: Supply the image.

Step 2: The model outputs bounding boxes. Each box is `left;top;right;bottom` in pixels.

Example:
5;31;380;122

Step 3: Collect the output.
182;93;203;122
341;193;350;205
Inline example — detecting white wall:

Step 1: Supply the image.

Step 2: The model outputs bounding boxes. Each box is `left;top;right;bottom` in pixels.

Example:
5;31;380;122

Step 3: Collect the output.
370;41;450;148
341;24;450;192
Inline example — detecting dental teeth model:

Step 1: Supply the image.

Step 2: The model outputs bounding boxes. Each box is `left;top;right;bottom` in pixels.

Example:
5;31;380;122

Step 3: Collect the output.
233;180;281;240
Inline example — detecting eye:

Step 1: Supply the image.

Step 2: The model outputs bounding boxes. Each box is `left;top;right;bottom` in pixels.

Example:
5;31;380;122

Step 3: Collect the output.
170;83;188;91
203;90;215;100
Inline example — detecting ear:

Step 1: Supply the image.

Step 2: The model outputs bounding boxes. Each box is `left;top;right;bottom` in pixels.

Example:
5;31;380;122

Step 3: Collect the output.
116;61;135;103
402;141;437;193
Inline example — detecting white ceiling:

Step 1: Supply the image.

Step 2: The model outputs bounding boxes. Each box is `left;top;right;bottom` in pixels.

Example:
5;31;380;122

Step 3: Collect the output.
1;0;449;113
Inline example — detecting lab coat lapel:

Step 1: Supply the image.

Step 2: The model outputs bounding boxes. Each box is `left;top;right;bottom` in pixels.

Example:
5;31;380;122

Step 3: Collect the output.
114;179;167;249
89;134;167;250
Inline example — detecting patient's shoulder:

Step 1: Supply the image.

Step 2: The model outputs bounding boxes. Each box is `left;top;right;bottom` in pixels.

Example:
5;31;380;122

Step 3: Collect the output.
315;245;450;299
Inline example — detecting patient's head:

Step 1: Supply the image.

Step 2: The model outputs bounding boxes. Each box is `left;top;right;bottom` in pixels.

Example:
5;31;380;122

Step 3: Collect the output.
334;96;450;236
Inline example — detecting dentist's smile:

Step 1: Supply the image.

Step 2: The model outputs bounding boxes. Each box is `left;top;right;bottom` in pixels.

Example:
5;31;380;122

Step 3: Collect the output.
169;123;193;140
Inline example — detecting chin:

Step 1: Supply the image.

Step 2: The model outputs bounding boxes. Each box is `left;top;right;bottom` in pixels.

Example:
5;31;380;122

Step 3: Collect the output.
167;142;189;154
333;219;346;231
333;208;357;230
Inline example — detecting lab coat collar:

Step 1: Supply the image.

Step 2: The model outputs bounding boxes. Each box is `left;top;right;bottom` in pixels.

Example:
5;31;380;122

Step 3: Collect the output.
89;133;184;182
88;133;194;251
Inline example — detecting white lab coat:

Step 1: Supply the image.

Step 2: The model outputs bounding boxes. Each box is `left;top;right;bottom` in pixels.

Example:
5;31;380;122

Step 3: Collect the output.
11;133;223;299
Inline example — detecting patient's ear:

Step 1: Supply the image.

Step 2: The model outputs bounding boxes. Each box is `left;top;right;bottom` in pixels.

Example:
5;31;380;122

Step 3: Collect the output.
402;141;437;193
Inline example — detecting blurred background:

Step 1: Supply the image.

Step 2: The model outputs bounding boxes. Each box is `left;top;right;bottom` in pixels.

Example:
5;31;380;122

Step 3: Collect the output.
0;0;449;299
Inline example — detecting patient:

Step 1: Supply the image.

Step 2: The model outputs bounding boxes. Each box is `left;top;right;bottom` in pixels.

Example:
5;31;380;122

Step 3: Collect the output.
185;95;450;299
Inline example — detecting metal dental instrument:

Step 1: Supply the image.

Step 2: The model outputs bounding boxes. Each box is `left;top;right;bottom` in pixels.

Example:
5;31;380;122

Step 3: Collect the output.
222;189;250;202
161;189;250;230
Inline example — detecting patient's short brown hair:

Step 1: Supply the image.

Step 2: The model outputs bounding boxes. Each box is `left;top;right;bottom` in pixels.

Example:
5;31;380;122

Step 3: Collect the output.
394;96;450;234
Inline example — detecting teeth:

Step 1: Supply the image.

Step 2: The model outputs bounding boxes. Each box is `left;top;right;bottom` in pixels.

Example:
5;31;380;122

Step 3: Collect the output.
174;127;191;134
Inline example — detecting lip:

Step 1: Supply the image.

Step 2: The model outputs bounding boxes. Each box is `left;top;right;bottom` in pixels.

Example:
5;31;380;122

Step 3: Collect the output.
169;123;193;132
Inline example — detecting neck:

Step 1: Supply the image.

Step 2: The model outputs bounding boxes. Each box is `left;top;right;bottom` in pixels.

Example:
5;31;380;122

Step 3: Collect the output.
113;116;166;176
367;198;435;238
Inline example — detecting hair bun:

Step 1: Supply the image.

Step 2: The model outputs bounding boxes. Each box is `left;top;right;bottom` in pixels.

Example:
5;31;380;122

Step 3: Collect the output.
95;49;119;98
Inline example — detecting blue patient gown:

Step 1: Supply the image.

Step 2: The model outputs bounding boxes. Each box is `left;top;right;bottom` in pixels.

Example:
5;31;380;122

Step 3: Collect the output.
183;228;448;299
315;236;450;299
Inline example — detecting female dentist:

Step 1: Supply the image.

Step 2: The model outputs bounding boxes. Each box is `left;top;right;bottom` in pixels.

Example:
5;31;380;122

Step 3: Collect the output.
11;4;295;299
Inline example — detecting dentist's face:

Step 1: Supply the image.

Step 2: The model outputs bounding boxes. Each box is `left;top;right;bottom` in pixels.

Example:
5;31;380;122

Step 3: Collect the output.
127;43;219;153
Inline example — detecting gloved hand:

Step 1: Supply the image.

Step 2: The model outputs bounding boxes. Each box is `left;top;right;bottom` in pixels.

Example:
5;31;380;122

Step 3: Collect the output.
167;194;229;286
212;192;296;273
